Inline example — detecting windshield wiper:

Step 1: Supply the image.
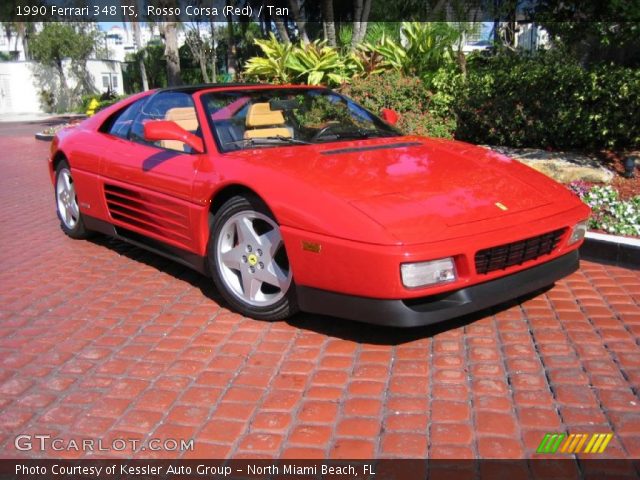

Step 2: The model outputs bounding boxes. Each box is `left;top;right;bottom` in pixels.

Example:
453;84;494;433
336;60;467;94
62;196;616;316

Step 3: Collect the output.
316;128;397;142
224;136;311;147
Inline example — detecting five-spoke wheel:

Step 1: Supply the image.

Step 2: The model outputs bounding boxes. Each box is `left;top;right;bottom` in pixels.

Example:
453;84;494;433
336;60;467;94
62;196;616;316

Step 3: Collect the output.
55;160;89;239
209;196;298;320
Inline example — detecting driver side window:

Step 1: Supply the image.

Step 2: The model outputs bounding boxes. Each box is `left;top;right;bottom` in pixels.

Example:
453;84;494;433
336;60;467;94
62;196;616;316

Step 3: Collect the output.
130;92;202;153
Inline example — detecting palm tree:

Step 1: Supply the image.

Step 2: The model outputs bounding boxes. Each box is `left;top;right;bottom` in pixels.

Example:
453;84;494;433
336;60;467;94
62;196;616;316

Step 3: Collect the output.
322;0;336;47
160;22;182;86
132;21;149;90
119;0;149;91
351;0;372;49
287;0;309;45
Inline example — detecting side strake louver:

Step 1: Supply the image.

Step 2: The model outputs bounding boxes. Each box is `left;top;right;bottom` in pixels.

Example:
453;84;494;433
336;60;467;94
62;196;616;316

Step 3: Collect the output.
104;184;191;247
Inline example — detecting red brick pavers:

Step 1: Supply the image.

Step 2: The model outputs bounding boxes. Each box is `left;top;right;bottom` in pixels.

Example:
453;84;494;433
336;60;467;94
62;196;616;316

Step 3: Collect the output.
0;123;639;459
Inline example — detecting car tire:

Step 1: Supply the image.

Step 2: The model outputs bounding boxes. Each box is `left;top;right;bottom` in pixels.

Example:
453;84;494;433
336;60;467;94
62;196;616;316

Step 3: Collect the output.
208;195;299;320
55;160;90;239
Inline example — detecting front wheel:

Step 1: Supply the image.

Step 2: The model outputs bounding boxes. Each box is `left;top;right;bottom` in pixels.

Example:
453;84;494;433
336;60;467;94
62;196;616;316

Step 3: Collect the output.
208;195;298;320
55;160;90;239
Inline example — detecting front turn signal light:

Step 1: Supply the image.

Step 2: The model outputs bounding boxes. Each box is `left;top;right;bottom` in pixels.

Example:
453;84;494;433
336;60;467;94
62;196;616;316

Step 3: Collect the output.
401;257;457;288
568;219;589;245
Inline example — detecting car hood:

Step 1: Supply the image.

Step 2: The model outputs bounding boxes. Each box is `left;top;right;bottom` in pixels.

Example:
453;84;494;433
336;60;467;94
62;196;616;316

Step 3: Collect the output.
228;137;573;244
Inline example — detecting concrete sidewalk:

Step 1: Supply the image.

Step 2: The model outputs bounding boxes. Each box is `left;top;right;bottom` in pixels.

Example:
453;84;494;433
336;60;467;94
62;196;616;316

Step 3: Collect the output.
0;112;85;123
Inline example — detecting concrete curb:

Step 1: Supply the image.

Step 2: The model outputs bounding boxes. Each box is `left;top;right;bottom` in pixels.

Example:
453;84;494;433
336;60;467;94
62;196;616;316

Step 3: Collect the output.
580;231;640;268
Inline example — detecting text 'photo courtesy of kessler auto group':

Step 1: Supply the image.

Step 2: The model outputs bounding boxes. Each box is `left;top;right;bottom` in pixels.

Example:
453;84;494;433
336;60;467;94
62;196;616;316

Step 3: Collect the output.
0;1;639;479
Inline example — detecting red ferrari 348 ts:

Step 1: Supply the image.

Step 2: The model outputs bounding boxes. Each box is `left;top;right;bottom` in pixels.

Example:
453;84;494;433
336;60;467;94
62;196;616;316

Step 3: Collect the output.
49;84;590;327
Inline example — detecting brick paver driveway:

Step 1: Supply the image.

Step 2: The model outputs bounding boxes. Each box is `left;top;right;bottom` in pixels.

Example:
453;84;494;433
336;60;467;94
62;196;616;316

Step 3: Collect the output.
0;122;639;460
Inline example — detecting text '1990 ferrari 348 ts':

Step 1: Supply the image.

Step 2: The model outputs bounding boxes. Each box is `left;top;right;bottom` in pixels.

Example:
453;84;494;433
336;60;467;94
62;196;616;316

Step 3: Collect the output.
49;84;590;327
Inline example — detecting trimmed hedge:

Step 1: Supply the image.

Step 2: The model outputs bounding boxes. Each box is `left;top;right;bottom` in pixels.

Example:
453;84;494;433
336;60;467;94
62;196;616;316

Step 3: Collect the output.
454;51;640;151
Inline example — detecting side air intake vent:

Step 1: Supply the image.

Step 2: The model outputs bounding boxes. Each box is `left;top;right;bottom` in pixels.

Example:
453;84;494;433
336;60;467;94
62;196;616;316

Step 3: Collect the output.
104;184;191;247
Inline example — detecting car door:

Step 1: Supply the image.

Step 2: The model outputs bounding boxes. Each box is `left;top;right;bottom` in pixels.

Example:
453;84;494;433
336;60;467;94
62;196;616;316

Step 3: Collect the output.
99;91;205;252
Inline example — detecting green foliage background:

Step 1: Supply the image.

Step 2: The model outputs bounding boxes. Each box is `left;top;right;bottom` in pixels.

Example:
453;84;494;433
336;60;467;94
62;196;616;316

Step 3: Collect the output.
243;24;640;152
454;50;640;151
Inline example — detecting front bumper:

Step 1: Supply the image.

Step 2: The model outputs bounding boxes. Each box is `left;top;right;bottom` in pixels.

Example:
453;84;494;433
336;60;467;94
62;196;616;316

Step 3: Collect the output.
296;250;579;327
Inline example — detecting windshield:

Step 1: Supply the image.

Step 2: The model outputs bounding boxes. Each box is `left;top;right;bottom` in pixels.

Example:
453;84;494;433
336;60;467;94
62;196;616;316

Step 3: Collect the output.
201;88;400;152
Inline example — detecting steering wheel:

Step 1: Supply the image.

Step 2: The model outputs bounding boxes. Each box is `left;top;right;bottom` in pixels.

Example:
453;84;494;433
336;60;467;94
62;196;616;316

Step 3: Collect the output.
310;123;342;142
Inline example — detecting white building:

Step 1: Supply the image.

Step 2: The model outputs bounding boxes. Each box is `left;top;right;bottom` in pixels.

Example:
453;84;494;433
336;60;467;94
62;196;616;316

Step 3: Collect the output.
102;23;164;62
0;22;126;115
100;23;214;62
0;23;40;61
0;59;123;115
515;23;550;50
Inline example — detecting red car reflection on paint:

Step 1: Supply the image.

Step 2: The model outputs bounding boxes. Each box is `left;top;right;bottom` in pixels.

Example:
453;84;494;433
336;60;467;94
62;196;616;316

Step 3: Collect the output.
48;84;590;327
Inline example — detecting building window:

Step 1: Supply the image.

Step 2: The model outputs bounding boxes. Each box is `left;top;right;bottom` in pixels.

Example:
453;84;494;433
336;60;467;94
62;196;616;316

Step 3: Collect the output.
101;73;120;91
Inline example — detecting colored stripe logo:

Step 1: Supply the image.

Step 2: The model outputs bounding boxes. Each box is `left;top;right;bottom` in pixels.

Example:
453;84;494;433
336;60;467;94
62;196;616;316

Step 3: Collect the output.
537;433;613;454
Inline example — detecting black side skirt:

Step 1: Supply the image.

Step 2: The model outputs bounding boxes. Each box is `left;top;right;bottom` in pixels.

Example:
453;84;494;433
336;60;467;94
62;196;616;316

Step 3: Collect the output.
83;215;209;276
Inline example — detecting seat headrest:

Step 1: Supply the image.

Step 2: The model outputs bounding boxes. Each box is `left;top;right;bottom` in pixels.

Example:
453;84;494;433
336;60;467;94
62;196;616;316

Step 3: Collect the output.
246;103;286;127
165;107;198;131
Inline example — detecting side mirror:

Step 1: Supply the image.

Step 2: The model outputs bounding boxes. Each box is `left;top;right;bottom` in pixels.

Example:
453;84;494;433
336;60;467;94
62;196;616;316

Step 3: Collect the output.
381;108;400;126
143;120;204;154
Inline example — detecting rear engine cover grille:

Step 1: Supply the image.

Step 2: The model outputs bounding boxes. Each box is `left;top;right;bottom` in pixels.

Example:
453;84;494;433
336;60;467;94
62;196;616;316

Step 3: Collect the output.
475;228;566;274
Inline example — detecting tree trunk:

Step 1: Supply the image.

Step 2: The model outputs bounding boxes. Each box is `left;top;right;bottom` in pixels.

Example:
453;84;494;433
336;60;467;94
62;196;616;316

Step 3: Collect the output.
132;22;149;90
287;0;309;44
505;19;517;48
357;0;372;45
351;0;372;48
457;47;467;76
209;21;217;83
261;6;272;37
56;60;70;112
198;40;210;84
161;22;182;86
56;61;67;89
321;0;336;47
4;27;13;56
22;35;29;60
226;16;238;78
275;19;290;44
351;0;363;50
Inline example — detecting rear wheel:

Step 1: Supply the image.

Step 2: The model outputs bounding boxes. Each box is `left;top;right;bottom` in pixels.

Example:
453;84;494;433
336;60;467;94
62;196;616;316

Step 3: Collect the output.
208;195;298;320
55;160;90;239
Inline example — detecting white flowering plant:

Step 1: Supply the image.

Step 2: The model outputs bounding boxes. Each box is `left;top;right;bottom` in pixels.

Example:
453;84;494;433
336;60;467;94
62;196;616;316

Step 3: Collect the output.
569;182;640;237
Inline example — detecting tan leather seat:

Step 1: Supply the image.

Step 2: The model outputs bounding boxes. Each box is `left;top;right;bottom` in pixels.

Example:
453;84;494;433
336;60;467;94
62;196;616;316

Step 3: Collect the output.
162;106;199;151
244;103;292;139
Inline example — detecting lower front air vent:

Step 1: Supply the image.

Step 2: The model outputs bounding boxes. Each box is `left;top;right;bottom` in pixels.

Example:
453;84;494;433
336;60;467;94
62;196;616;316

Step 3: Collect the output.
475;228;566;274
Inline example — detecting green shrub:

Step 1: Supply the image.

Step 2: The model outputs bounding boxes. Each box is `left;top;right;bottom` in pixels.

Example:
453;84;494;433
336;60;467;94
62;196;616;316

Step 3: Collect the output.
244;23;462;89
77;92;123;114
359;22;461;85
340;71;456;138
454;50;640;151
243;34;362;87
38;89;56;113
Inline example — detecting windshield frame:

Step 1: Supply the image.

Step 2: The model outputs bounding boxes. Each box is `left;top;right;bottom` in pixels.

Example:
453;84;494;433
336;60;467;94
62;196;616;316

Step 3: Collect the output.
198;86;402;154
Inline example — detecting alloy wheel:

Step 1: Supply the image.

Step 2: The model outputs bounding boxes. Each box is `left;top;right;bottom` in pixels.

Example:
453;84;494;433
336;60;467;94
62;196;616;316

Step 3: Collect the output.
215;211;292;307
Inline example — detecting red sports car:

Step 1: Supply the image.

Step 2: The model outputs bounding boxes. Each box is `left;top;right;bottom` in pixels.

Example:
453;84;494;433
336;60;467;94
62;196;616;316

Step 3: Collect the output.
49;84;590;327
